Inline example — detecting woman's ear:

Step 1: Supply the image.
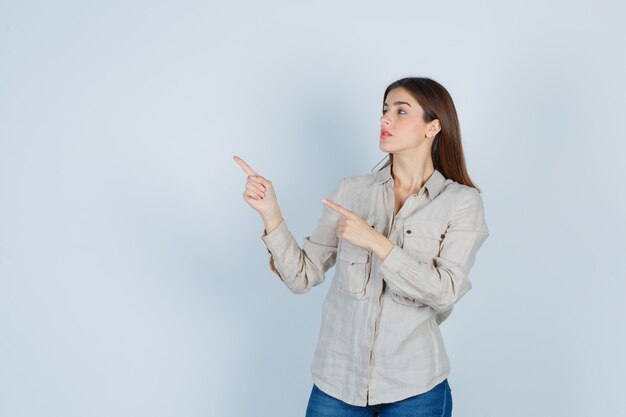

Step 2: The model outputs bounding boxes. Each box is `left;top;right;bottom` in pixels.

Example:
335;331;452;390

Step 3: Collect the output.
427;119;441;138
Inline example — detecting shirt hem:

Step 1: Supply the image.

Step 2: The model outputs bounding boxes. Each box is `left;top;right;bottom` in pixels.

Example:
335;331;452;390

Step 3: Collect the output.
310;375;368;407
367;370;451;405
310;370;451;407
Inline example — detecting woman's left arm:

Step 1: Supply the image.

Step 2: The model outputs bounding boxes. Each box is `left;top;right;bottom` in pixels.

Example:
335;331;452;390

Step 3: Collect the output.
372;188;490;313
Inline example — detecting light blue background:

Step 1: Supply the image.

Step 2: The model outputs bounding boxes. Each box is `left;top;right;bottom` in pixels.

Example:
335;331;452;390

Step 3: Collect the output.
1;1;624;416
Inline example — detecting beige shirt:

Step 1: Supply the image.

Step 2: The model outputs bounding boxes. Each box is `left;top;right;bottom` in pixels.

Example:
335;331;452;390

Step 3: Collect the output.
260;163;489;406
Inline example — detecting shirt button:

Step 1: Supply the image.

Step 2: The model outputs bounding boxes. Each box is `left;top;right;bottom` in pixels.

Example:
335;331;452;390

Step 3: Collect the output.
440;234;445;239
406;229;412;234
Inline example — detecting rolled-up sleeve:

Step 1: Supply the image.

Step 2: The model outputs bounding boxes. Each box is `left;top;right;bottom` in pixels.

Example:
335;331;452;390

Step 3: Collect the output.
261;178;346;294
379;188;490;312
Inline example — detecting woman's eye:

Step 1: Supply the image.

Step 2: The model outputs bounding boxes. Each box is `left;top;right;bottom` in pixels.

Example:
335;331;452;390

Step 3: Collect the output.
381;109;406;115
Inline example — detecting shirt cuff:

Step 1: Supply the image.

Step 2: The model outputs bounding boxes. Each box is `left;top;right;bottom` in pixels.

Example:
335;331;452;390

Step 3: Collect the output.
379;244;432;292
261;218;290;255
379;244;406;278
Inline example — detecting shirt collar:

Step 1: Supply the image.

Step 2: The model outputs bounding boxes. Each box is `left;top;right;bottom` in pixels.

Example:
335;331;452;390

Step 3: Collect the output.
373;163;446;200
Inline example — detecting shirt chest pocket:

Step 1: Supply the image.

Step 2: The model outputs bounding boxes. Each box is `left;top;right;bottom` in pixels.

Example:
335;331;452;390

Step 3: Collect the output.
402;221;447;256
336;245;371;298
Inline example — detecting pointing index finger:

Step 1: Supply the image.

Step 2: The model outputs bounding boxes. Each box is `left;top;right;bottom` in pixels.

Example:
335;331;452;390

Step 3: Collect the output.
322;198;353;217
233;155;258;176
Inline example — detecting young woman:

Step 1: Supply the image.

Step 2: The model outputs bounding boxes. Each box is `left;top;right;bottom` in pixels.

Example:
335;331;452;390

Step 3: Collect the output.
234;76;489;417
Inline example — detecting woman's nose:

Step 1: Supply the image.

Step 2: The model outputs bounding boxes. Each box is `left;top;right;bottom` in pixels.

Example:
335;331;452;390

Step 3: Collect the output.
380;114;390;125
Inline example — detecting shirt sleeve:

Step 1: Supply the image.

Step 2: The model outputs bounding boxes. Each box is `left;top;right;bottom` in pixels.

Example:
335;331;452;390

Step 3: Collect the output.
379;188;490;313
260;178;346;294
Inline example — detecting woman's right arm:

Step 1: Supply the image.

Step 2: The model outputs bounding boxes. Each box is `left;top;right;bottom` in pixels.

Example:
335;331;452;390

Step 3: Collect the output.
234;155;345;294
260;178;345;294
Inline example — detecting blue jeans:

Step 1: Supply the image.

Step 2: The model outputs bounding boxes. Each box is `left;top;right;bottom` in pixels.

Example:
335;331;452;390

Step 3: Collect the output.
305;379;452;417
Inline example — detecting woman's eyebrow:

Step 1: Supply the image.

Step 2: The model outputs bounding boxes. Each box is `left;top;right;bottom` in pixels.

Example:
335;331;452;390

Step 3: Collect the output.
383;101;412;107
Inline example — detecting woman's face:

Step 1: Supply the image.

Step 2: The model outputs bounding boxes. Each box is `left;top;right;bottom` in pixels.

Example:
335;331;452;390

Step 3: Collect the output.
379;87;440;154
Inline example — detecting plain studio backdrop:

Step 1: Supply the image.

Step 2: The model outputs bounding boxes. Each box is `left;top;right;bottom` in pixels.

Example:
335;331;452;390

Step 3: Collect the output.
1;1;624;416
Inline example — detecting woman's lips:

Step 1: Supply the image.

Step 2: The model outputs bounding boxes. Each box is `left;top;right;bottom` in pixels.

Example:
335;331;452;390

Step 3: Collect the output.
380;131;392;139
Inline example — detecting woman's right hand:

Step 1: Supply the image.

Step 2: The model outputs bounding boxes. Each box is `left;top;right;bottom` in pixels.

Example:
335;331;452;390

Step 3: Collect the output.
233;155;282;218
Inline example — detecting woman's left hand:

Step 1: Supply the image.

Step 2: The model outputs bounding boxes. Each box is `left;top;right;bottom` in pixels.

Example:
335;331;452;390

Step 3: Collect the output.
322;198;380;251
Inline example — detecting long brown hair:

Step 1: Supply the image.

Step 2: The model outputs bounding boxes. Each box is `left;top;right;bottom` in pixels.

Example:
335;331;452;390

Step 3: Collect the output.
374;77;481;192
